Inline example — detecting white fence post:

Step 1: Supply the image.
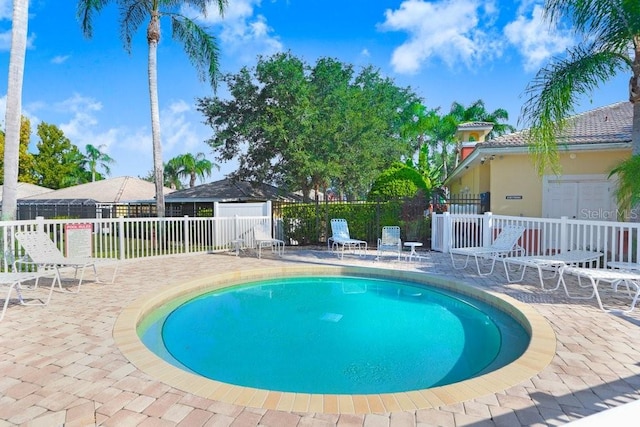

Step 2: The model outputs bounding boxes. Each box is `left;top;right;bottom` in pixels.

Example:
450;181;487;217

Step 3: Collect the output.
183;215;190;254
483;212;493;247
117;216;125;260
36;216;44;233
560;216;568;253
442;212;451;253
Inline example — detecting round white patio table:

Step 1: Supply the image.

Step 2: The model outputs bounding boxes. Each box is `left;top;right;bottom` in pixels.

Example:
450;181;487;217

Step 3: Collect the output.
404;242;423;262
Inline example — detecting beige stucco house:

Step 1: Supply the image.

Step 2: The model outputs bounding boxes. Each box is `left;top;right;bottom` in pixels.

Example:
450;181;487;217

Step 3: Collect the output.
445;101;632;220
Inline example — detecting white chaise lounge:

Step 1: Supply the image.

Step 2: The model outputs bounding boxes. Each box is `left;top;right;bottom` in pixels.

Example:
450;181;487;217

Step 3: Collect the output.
449;224;526;276
556;266;640;313
502;249;603;289
328;218;368;259
14;231;118;293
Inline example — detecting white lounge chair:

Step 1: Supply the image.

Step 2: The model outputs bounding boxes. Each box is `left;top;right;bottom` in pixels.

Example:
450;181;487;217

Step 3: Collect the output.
253;225;284;259
1;271;58;322
376;226;402;260
502;249;603;289
556;266;640;313
328;218;368;259
14;231;118;293
450;225;526;275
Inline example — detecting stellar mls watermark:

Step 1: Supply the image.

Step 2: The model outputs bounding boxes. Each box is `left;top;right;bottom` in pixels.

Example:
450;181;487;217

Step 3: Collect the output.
579;208;639;220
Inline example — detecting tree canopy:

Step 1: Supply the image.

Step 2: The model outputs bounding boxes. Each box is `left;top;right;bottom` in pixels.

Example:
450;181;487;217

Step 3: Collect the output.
368;162;431;200
197;52;419;200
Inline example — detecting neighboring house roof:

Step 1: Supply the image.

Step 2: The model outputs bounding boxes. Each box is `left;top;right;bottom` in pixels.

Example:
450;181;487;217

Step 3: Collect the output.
0;183;53;202
19;176;174;204
165;178;300;203
486;101;633;147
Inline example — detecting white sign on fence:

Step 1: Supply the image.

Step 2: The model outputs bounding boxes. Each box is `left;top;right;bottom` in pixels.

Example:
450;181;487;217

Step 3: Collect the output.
65;223;92;257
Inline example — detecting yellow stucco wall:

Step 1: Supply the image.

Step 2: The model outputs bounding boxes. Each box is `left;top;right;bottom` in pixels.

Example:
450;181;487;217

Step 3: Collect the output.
449;148;630;216
492;149;629;216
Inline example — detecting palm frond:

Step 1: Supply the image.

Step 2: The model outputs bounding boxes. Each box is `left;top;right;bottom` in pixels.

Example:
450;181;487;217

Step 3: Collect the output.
119;0;150;52
520;43;629;175
77;0;111;38
171;15;221;90
609;154;640;214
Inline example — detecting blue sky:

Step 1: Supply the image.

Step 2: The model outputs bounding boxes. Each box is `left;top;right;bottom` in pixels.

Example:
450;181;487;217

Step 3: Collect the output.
0;0;630;184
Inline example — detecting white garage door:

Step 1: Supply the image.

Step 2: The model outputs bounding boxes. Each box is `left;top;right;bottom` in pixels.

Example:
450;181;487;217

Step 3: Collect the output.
544;178;615;220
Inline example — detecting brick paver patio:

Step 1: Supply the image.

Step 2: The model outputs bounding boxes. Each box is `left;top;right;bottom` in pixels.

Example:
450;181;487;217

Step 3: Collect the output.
1;248;639;426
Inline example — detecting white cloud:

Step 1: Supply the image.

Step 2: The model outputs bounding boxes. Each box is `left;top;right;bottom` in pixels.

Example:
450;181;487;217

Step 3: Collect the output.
51;55;70;64
184;0;283;64
0;0;12;20
380;0;503;74
160;100;203;155
504;4;574;72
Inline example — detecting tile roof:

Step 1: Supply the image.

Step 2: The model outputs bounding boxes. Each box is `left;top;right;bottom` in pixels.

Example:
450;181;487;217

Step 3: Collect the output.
20;176;174;203
165;178;300;202
485;101;633;147
0;182;53;201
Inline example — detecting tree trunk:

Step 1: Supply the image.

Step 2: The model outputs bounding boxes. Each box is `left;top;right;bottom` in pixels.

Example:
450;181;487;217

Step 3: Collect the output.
148;13;164;217
2;0;29;221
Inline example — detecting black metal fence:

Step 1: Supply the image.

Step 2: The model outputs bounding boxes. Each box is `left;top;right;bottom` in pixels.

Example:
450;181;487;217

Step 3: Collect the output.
433;192;489;214
272;194;432;247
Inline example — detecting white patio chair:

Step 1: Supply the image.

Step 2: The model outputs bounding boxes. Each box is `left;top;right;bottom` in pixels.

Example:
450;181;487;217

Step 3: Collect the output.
376;226;402;261
328;219;368;259
449;225;526;275
1;271;60;322
502;249;603;289
555;266;640;313
253;225;284;259
14;231;119;293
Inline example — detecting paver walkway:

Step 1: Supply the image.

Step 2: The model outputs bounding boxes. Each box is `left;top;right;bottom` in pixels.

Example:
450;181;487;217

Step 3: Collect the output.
0;248;639;426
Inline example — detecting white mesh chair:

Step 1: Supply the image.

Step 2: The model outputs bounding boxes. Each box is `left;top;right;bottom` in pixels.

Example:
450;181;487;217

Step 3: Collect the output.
450;225;526;275
14;231;118;293
328;219;368;259
556;266;640;313
253;224;284;259
1;271;58;322
376;226;402;261
502;250;603;289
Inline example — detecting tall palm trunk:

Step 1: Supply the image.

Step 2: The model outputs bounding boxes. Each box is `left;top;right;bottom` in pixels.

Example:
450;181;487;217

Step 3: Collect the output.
148;11;165;217
2;0;29;221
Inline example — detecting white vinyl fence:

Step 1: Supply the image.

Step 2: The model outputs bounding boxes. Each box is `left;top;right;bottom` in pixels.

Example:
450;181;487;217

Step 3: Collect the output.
432;212;640;266
0;214;275;271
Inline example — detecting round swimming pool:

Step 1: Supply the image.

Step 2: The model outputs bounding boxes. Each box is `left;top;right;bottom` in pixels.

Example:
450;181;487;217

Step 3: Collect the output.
139;275;529;394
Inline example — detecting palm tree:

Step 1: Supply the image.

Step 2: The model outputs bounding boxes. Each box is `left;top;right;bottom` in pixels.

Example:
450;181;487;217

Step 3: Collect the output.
171;152;218;188
78;0;227;217
163;157;184;189
2;0;29;221
449;99;516;139
520;0;640;184
84;144;115;182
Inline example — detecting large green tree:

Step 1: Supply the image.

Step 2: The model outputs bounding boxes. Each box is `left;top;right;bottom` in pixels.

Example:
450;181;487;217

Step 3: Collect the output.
78;0;227;217
32;123;85;189
520;0;640;191
198;52;418;200
0;117;37;184
2;0;30;220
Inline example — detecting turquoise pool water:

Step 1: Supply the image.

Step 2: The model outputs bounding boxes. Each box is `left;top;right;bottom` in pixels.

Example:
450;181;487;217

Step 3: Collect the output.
140;276;529;394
